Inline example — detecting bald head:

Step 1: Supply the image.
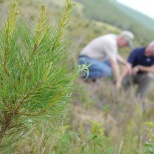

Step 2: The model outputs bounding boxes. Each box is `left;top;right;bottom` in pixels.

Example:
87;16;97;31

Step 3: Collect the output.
149;41;154;50
145;41;154;56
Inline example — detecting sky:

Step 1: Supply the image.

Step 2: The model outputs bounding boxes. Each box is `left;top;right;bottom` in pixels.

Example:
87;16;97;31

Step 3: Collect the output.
117;0;154;19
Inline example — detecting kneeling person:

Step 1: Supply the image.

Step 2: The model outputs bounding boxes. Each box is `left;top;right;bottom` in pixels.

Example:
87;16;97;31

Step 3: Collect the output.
120;41;154;99
79;31;134;88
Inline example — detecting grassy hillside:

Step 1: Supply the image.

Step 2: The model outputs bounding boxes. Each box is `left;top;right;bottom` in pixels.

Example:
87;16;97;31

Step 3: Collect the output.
113;1;154;31
74;0;154;42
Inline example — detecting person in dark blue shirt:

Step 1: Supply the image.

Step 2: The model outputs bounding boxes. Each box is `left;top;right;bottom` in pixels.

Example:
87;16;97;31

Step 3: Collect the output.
119;41;154;99
128;47;154;71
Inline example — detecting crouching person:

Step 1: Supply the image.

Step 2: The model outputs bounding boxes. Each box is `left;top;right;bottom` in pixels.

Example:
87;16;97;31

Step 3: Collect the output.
78;31;134;88
120;41;154;99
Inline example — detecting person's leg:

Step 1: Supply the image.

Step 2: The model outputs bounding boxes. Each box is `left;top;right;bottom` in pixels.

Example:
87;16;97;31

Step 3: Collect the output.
134;73;154;99
79;57;112;80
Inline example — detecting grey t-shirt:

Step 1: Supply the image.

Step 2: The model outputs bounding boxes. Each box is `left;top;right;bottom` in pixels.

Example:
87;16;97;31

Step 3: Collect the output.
80;34;118;62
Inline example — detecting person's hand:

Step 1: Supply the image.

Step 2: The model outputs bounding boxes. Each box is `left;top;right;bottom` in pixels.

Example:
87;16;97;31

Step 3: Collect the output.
125;63;132;74
132;65;140;75
115;80;121;90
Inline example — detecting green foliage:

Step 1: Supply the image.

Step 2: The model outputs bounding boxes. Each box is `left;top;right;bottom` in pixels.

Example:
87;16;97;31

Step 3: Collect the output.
113;2;154;31
52;121;114;154
121;118;139;154
102;104;111;115
85;120;114;154
0;0;80;152
74;0;154;42
144;122;154;154
79;87;95;109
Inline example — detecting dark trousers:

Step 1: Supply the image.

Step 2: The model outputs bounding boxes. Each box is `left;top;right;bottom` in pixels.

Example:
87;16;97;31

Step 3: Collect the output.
123;73;154;99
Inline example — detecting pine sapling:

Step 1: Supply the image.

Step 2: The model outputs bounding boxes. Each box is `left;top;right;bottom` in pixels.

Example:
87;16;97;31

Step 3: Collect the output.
0;0;79;152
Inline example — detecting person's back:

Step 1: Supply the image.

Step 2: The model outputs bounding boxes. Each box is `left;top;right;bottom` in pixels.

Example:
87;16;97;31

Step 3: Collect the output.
128;47;154;69
120;41;154;99
80;34;117;62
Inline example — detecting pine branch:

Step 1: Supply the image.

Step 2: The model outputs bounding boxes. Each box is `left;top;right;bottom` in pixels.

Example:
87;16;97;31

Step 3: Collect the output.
0;0;78;151
16;91;62;116
0;113;13;143
3;1;19;77
23;5;50;75
51;0;74;50
15;62;53;113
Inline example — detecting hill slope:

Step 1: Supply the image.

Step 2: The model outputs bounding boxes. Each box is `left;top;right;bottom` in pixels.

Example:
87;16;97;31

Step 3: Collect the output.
113;1;154;31
74;0;154;42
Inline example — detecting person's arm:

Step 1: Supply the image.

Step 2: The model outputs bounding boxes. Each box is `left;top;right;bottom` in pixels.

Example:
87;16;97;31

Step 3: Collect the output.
116;54;127;65
117;54;132;73
119;63;132;82
110;59;121;89
119;49;136;79
132;65;154;74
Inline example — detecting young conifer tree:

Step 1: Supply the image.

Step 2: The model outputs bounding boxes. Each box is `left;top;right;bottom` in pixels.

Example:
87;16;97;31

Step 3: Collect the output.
0;0;80;152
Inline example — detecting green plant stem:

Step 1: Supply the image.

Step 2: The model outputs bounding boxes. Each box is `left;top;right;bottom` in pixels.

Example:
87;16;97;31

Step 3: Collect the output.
0;113;13;144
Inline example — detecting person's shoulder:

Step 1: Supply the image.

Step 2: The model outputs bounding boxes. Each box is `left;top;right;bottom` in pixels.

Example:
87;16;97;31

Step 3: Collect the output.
96;34;116;39
92;34;117;46
99;34;117;43
103;34;117;38
133;46;145;53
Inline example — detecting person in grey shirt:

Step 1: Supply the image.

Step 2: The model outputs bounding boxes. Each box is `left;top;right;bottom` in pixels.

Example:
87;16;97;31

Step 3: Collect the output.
79;31;134;89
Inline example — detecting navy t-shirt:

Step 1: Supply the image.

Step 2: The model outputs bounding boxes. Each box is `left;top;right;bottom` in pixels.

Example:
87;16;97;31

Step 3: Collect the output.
128;47;154;73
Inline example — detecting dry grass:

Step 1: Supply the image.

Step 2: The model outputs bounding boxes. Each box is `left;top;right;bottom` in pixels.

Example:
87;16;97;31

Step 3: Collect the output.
72;77;154;148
